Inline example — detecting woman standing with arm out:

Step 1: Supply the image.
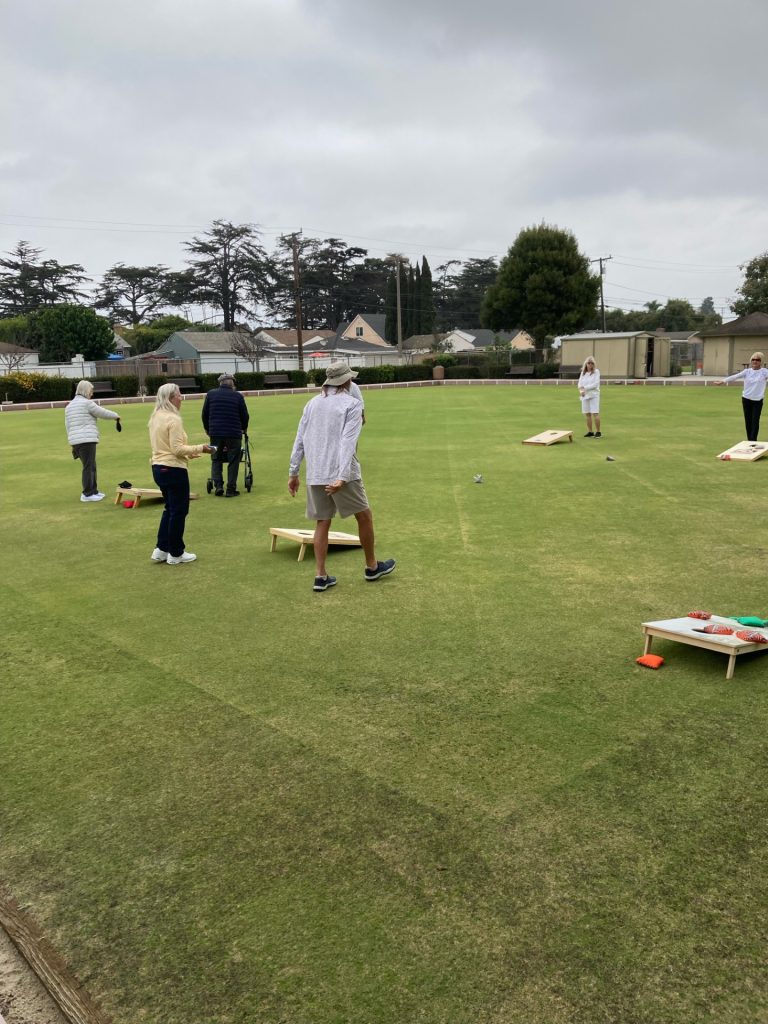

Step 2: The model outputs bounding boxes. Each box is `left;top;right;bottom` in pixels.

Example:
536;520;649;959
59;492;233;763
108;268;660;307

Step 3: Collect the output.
578;357;602;437
713;352;768;441
148;383;215;565
65;380;121;501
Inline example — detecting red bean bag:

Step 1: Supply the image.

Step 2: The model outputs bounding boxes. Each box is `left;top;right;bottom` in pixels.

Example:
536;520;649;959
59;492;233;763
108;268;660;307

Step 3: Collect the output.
636;654;664;669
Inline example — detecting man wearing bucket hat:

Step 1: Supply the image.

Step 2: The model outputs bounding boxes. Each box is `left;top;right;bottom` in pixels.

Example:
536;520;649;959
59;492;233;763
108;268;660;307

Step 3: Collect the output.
288;360;395;591
201;373;250;496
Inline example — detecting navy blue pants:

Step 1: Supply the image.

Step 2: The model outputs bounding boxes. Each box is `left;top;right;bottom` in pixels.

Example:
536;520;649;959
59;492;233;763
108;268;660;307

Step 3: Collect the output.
152;464;190;557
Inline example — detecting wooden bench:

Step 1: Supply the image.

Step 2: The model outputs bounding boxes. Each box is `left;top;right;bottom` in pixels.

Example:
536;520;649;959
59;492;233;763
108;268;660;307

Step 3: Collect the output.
505;366;534;378
167;377;198;392
264;373;292;388
90;381;115;396
557;365;582;379
115;486;199;508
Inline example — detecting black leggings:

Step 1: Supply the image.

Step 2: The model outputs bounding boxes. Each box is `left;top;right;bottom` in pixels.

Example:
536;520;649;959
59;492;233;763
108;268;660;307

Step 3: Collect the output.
742;397;763;442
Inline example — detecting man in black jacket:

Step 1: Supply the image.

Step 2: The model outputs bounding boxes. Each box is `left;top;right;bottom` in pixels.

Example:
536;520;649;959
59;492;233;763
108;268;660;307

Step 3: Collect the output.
201;373;250;496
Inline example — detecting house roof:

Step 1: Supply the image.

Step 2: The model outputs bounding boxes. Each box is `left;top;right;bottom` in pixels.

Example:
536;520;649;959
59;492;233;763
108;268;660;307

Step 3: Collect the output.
465;329;524;348
280;338;397;356
561;331;651;341
335;313;387;341
0;341;36;354
653;329;701;341
403;333;448;350
257;328;335;346
698;312;768;338
166;331;246;353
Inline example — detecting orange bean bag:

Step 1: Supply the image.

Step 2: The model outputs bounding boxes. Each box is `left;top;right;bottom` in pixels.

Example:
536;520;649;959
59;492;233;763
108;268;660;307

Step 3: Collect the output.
636;654;664;669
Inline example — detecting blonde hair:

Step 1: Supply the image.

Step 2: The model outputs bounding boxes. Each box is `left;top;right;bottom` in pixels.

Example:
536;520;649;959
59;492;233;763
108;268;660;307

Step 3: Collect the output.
150;382;181;419
751;351;765;362
581;357;597;375
75;379;94;398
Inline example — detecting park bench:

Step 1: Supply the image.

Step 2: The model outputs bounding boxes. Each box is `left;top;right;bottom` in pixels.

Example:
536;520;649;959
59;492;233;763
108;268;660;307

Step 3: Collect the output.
90;381;115;396
167;377;198;392
504;365;534;378
264;373;292;388
557;365;582;379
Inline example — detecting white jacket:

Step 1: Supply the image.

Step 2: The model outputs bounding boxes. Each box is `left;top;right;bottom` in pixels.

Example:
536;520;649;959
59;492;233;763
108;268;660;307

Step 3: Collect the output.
65;395;119;445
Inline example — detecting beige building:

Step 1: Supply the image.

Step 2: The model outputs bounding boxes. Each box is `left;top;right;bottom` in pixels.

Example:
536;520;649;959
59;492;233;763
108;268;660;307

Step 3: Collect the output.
699;312;768;376
558;331;670;378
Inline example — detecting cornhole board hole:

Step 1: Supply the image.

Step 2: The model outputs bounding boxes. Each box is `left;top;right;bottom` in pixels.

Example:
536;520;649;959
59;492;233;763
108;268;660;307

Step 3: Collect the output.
114;486;199;509
522;429;573;446
716;441;768;462
269;527;362;562
641;615;768;679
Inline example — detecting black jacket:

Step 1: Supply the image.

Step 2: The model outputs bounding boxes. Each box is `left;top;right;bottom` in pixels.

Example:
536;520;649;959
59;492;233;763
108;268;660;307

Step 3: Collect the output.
202;387;249;438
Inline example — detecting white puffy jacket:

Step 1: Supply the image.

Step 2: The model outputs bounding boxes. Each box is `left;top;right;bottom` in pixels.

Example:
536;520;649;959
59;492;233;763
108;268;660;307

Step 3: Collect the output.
65;395;119;445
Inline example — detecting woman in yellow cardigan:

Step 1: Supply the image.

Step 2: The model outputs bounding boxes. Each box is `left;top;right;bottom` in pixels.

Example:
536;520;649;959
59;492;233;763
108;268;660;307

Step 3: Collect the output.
149;383;215;564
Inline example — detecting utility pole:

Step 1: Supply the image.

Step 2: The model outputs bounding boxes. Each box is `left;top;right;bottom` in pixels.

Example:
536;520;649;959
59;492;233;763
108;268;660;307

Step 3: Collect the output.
289;232;304;371
590;255;613;331
395;257;404;354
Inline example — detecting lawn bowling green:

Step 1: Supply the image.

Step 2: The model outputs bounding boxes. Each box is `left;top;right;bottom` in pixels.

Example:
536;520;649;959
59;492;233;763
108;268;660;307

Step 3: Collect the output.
521;429;573;446
716;440;768;461
641;615;768;679
269;527;362;561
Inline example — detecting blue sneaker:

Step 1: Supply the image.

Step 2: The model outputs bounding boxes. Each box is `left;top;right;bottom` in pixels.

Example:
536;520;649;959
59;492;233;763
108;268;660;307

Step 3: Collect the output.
364;559;396;582
313;575;337;592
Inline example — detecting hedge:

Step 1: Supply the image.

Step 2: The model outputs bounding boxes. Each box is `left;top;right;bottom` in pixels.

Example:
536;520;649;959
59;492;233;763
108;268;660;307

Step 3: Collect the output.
1;372;73;402
445;365;481;379
394;364;432;381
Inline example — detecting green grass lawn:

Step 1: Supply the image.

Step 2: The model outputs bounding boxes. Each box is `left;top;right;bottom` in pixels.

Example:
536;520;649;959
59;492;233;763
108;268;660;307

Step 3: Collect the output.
2;384;768;1023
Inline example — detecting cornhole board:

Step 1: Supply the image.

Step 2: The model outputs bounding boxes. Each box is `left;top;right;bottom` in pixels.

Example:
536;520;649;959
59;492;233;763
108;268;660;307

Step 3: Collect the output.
269;527;362;562
716;441;768;461
522;429;573;446
641;615;768;679
114;486;200;509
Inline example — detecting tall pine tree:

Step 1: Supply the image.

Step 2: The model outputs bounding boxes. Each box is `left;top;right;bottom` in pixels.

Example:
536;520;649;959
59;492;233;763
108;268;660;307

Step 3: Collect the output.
420;256;436;334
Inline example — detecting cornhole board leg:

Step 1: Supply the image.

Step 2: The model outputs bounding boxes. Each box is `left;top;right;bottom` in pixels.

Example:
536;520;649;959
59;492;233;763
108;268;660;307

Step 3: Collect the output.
269;527;362;562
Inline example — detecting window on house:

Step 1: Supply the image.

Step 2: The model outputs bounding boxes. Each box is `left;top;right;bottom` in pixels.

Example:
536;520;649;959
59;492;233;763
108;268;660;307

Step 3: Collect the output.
355;327;364;337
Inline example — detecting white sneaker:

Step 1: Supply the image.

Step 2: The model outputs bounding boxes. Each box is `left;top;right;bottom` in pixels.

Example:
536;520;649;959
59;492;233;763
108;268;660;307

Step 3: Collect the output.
81;493;103;502
150;548;169;562
80;494;90;502
92;492;105;501
167;552;197;565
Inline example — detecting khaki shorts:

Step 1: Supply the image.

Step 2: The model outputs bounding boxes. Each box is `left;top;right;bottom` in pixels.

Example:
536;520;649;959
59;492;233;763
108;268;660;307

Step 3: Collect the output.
307;479;369;520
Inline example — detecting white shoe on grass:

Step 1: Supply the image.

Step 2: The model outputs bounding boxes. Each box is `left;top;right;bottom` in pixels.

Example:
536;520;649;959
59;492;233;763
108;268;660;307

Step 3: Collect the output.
167;552;197;564
150;548;169;562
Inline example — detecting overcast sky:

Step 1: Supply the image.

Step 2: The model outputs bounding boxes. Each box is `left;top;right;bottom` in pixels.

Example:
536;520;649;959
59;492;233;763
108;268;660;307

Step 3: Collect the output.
2;0;767;319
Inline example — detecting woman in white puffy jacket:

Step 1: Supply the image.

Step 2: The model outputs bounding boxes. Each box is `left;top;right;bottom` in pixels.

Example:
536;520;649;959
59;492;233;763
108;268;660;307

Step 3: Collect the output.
65;380;121;502
578;356;601;437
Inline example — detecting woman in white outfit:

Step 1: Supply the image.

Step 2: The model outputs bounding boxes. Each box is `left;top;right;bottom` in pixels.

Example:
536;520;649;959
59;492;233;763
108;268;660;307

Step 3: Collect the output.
578;357;601;437
713;351;768;442
64;379;121;501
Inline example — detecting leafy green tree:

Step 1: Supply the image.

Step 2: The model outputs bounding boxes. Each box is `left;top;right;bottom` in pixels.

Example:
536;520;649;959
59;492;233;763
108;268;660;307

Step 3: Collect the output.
28;304;114;361
94;264;170;325
185;221;267;330
384;269;397;343
481;225;599;345
419;257;436;335
0;241;89;316
699;296;716;316
732;252;768;315
122;314;197;355
436;257;498;330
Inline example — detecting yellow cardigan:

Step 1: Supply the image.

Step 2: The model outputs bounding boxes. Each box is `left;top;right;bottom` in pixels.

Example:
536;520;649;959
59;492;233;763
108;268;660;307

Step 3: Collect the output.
149;409;206;469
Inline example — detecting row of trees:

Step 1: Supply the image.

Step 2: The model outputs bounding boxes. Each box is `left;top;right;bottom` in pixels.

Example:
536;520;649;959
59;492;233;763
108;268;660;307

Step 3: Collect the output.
1;219;765;365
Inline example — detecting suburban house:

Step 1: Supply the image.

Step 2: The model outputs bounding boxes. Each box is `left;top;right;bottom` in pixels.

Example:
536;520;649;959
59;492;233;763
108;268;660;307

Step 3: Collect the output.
558;331;671;378
403;328;536;358
277;337;400;368
0;342;39;374
335;314;389;348
699;312;768;376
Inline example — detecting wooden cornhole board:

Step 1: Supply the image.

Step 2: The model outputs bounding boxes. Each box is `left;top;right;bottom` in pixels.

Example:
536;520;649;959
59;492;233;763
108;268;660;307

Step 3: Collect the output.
522;429;573;446
114;486;200;508
270;527;362;562
641;615;768;679
716;441;768;461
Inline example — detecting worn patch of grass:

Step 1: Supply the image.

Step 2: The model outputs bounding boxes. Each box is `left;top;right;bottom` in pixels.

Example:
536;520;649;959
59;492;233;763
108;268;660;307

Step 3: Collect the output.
2;384;768;1023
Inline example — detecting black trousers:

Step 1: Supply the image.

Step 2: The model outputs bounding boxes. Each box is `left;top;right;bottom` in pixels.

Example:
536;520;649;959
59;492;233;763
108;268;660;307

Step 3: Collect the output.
72;442;98;496
742;397;763;442
210;436;243;493
152;464;190;557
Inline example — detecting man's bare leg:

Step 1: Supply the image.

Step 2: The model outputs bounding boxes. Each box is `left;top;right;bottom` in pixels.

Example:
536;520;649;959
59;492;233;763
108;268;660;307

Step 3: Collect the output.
354;508;377;569
314;519;332;577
